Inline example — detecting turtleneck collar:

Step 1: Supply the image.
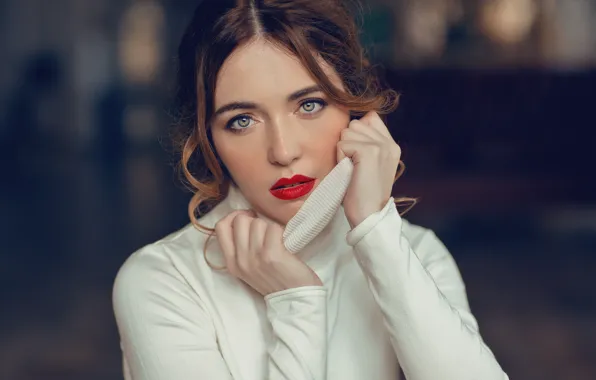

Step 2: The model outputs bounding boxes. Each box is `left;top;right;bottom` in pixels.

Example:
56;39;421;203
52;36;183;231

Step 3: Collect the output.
211;184;351;269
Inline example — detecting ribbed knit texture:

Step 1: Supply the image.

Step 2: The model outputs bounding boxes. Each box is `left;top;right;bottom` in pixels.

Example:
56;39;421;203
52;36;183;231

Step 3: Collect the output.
283;157;353;253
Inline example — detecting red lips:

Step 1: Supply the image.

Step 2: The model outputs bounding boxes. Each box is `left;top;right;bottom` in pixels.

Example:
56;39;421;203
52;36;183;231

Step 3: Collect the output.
270;174;316;200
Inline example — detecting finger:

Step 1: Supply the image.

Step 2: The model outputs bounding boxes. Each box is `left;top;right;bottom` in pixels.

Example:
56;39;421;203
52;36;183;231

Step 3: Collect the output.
215;211;249;275
337;140;377;164
359;111;392;139
232;213;253;272
348;119;385;142
218;209;253;224
358;110;380;127
342;125;378;143
337;124;375;163
262;223;285;262
249;218;267;254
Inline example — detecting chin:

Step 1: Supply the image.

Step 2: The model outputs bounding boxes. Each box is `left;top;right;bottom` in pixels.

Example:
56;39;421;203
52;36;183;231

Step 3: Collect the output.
264;201;303;226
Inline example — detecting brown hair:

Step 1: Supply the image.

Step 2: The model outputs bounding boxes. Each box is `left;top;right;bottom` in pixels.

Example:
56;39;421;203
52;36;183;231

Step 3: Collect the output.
172;0;416;246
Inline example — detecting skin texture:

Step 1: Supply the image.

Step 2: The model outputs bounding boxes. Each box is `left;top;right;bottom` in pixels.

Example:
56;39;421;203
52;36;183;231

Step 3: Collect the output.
210;38;401;295
211;38;350;226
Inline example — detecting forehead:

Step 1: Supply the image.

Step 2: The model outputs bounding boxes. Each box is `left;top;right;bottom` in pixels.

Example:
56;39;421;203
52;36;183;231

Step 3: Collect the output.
214;38;340;106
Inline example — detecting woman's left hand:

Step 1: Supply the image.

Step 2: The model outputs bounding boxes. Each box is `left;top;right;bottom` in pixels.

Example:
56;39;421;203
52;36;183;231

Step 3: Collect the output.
337;111;401;228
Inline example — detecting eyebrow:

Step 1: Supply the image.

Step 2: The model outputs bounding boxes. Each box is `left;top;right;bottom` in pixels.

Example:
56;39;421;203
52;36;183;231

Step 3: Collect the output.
212;85;323;118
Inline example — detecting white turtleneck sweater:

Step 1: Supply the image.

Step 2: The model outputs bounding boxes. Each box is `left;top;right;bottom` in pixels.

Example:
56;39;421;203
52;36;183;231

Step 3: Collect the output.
113;186;508;380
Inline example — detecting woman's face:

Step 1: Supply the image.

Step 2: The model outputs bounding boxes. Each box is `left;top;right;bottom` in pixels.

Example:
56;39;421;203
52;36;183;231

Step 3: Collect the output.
210;38;350;225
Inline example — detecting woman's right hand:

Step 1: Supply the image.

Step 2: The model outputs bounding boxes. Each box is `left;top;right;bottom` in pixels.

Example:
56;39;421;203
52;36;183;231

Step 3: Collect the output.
214;210;323;296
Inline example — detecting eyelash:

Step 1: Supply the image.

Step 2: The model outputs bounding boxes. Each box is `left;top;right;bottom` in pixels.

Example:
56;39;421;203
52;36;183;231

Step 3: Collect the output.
224;98;328;133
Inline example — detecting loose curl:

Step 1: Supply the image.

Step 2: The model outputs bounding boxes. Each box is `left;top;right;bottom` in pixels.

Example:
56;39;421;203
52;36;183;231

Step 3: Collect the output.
171;0;417;268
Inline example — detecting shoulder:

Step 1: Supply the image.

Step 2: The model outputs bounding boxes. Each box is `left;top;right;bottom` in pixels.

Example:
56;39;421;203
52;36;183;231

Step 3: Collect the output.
112;193;242;308
116;223;201;275
112;206;225;311
113;224;202;306
112;226;222;359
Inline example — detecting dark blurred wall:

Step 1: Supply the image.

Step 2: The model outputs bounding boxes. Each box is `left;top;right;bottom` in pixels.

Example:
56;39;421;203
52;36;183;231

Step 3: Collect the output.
1;1;595;380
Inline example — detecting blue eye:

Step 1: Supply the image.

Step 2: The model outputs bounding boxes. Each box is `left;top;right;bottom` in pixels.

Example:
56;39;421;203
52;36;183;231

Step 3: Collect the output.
299;99;327;114
224;98;327;133
226;115;255;132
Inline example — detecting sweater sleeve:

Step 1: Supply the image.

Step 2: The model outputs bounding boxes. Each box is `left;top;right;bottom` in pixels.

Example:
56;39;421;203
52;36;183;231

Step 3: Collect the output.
345;199;508;380
113;248;328;380
112;250;235;380
265;287;328;380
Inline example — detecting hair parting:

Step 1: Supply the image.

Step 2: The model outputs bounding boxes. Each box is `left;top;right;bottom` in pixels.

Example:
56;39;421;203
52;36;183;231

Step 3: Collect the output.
171;0;417;269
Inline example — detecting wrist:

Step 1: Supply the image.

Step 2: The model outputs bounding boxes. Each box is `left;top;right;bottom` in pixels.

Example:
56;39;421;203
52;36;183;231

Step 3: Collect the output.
264;285;327;302
346;202;385;229
346;214;364;229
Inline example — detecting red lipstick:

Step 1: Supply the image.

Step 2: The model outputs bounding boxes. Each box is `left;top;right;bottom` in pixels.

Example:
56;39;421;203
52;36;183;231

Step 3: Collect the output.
270;174;316;200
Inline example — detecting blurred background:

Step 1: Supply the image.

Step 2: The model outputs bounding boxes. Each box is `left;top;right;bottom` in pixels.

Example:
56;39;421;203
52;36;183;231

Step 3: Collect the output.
1;0;595;379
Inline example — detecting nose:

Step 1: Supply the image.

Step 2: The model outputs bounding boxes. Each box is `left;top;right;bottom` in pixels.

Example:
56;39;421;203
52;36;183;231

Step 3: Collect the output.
266;117;303;167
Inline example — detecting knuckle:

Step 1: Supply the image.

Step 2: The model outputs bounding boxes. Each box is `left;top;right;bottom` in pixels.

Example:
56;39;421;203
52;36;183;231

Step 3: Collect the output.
254;218;268;230
250;219;267;240
232;213;248;227
267;222;283;237
215;215;231;231
226;262;240;277
236;257;251;273
348;119;363;129
260;248;277;265
214;221;223;233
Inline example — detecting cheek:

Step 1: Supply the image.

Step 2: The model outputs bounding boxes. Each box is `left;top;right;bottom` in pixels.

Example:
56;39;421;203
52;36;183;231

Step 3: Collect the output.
311;110;348;155
222;152;254;176
211;131;256;180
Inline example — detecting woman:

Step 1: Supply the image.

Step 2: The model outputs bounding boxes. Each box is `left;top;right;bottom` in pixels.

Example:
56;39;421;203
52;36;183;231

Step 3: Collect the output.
113;0;509;379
